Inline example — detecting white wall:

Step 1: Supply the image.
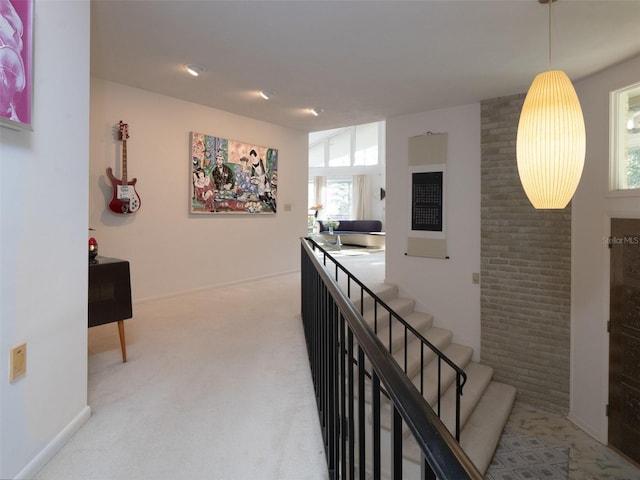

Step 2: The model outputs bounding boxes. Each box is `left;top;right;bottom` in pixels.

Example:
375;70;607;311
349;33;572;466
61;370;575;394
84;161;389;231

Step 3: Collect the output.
384;56;640;444
385;104;481;358
0;2;90;478
90;79;309;301
570;54;640;442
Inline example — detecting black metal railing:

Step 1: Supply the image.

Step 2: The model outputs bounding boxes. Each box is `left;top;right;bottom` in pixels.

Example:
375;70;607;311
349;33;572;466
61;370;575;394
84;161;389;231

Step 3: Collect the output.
307;238;469;440
301;238;482;480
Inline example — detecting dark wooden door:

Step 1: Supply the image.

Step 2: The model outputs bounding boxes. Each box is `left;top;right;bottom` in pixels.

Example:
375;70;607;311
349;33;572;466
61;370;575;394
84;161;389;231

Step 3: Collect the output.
609;218;640;464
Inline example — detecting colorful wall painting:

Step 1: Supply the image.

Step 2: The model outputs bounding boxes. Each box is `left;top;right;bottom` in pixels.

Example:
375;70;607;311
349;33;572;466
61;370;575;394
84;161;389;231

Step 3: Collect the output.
190;132;278;214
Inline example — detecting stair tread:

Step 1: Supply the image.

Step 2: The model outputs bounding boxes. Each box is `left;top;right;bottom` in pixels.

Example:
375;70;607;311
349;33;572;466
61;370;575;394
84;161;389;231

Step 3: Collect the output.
392;329;459;381
330;271;517;477
357;329;456;403
402;381;516;476
437;362;494;435
363;297;415;329
392;359;487;439
403;326;452;373
376;344;473;428
409;342;472;404
403;311;435;326
459;381;517;475
356;327;452;404
374;312;434;353
348;282;398;312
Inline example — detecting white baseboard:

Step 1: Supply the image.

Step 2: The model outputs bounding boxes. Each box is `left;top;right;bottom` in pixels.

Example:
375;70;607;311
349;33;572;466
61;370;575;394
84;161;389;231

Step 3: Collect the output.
134;268;300;304
14;405;91;480
567;411;604;444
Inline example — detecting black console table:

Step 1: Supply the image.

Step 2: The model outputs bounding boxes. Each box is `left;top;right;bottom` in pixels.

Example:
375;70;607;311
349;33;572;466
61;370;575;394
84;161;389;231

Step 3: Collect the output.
88;256;132;362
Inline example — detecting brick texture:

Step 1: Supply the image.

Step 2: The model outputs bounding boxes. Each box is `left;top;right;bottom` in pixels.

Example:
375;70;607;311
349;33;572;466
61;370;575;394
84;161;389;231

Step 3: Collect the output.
480;94;570;414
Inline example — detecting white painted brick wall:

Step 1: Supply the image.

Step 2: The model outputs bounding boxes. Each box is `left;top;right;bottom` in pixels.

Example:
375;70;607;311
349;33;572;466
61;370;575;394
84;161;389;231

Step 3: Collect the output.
480;94;571;413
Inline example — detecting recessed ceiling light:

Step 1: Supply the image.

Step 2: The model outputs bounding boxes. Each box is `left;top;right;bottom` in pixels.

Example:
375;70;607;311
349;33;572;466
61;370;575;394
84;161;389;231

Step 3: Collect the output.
259;90;274;100
310;107;324;117
185;64;204;77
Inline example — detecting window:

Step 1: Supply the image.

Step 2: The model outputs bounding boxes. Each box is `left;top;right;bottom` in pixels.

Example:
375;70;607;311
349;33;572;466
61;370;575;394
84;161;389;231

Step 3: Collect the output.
326;178;352;220
328;130;351;167
354;122;379;166
308;120;384;222
309;142;325;168
309;121;382;167
610;82;640;191
308;178;352;220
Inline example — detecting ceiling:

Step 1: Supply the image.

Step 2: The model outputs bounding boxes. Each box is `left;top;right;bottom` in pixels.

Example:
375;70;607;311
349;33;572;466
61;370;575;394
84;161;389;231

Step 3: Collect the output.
90;0;640;133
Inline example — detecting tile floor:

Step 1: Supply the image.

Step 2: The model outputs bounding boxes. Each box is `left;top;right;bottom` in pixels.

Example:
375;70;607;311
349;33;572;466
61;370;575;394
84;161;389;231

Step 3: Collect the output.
506;402;640;480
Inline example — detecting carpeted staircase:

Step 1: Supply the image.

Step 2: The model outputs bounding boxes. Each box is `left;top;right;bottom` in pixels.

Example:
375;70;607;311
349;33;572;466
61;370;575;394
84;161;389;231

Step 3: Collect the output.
347;280;517;477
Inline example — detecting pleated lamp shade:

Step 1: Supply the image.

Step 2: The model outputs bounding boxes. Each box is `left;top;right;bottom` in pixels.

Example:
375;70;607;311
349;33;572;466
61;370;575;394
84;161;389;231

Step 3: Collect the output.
516;70;586;209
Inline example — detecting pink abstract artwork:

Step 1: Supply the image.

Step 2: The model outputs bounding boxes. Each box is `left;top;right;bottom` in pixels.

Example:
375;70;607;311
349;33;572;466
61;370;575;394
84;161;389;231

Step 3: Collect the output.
0;0;32;130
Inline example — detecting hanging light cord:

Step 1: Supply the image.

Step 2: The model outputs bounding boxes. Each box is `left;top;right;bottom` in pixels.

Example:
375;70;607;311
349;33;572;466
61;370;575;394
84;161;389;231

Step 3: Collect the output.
548;0;552;70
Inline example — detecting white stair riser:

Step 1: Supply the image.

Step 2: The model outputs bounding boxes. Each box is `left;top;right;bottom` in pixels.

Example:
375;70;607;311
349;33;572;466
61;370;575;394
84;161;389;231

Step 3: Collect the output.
337;277;516;476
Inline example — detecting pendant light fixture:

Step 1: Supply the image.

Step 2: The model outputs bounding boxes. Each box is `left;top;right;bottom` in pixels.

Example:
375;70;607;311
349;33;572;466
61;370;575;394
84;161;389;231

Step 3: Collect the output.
516;0;586;209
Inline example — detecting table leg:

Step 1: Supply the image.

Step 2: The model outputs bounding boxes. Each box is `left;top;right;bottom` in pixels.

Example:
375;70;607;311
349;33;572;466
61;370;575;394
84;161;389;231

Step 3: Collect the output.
117;320;127;362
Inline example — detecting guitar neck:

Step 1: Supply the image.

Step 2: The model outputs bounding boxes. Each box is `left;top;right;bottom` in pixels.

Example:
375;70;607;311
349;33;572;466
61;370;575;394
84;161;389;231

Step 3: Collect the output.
122;139;128;183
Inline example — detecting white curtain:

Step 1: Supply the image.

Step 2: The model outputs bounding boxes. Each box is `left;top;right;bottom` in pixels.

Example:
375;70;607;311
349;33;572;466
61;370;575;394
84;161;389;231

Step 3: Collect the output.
313;176;326;216
352;174;370;220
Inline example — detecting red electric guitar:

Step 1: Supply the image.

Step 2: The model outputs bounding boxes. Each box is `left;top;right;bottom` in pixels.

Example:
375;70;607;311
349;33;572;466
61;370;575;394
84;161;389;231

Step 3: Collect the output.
107;121;141;214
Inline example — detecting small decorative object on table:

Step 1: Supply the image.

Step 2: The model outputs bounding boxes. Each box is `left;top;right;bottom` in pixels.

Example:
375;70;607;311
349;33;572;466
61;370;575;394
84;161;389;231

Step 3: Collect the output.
309;204;323;234
310;204;323;219
89;230;98;264
326;220;339;234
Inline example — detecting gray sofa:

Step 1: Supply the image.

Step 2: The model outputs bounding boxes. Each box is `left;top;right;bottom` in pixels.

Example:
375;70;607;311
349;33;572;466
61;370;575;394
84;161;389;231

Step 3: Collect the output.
316;220;384;248
317;220;382;234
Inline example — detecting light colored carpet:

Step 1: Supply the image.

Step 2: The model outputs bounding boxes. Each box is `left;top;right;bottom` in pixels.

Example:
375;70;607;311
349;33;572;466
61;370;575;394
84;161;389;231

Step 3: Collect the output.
34;249;640;480
36;273;328;480
324;248;385;281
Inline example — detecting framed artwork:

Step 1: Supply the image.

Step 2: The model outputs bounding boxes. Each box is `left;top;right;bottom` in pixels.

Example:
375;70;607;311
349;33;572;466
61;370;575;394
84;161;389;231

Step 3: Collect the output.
0;0;33;131
190;131;278;214
411;171;443;232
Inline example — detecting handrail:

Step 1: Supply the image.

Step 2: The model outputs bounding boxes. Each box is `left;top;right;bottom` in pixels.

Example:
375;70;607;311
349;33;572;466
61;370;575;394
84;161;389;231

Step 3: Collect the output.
307;237;468;439
301;238;482;479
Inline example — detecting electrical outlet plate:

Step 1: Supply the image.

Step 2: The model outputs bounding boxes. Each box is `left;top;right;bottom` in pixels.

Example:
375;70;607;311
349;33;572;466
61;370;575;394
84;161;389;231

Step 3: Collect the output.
9;342;26;382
